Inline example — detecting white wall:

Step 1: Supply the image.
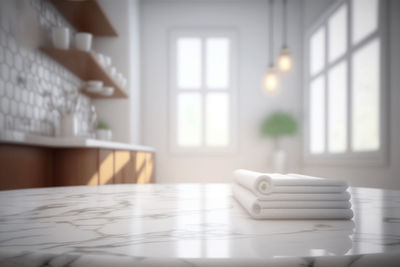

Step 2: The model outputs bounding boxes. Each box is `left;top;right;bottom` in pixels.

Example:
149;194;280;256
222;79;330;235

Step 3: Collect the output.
302;0;400;189
140;0;303;183
92;0;141;144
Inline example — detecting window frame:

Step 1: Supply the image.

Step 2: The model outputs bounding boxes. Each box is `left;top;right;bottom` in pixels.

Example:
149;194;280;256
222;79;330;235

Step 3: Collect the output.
168;28;238;156
303;0;389;166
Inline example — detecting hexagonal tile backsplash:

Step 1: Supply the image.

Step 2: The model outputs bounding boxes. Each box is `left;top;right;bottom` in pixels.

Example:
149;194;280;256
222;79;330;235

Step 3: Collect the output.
0;0;92;137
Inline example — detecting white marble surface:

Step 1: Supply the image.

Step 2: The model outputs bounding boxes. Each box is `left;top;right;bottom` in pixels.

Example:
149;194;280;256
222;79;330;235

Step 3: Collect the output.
0;130;155;152
0;184;400;266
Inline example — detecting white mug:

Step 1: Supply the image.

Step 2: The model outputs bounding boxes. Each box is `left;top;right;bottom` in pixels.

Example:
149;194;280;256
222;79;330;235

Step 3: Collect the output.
75;32;93;51
52;27;70;50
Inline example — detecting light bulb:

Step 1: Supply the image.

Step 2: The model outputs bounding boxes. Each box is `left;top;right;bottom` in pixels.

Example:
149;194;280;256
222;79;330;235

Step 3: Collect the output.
278;48;292;72
263;67;278;93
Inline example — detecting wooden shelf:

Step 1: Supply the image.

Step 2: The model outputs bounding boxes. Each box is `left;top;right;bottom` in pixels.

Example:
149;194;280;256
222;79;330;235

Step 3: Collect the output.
51;0;118;36
41;47;128;99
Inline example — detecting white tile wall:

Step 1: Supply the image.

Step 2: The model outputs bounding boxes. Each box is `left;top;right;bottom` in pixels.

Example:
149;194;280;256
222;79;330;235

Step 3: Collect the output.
0;0;92;136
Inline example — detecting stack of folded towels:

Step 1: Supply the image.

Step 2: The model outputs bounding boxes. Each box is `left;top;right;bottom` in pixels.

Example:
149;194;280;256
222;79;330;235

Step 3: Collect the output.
232;169;353;220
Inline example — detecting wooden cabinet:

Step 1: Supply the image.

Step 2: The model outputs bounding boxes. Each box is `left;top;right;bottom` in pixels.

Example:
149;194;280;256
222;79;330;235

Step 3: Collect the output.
0;145;53;190
0;144;155;190
53;148;99;186
135;151;155;184
114;150;135;184
98;149;114;185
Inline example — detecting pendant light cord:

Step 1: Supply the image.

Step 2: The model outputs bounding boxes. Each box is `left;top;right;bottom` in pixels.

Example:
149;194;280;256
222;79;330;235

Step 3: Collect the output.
283;0;287;48
269;0;274;66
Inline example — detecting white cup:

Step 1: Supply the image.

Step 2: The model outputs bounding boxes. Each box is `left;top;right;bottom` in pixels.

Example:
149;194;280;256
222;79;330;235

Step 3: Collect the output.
85;80;103;93
52;27;70;50
75;32;93;51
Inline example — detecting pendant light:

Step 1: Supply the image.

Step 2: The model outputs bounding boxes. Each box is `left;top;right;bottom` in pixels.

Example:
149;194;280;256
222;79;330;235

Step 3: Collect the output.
263;0;278;93
278;0;292;72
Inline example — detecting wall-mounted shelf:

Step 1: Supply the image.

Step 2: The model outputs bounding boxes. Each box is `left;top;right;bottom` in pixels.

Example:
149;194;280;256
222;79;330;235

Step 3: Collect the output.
51;0;118;36
41;47;128;99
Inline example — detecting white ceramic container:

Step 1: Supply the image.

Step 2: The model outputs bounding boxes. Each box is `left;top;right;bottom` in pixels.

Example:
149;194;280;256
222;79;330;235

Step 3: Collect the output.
61;113;78;137
96;129;112;141
101;86;114;96
75;32;93;51
52;27;70;50
86;80;103;88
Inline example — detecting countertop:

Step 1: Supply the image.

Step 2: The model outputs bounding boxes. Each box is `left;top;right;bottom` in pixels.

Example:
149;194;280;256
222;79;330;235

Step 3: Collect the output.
0;130;155;152
0;184;400;266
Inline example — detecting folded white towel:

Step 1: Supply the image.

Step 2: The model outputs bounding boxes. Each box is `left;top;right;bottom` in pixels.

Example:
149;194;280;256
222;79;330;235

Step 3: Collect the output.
232;184;351;209
234;169;348;196
233;184;354;220
254;191;351;201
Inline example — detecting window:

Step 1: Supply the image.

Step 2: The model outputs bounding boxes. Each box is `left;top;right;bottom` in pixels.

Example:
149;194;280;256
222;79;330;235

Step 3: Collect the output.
170;30;237;154
305;0;387;164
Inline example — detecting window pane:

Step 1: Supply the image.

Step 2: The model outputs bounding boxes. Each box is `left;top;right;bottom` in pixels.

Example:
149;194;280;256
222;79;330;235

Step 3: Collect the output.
328;61;347;153
206;38;230;89
352;39;380;151
310;75;326;154
310;27;325;76
206;93;229;146
177;93;202;146
352;0;378;44
177;38;202;89
328;4;347;62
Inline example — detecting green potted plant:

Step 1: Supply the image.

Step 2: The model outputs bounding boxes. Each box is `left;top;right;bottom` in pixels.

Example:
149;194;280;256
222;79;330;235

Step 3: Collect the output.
260;111;298;172
96;120;112;141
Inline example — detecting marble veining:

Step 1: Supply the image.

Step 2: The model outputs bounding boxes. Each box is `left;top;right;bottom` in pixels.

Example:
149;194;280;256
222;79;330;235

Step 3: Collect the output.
1;184;400;266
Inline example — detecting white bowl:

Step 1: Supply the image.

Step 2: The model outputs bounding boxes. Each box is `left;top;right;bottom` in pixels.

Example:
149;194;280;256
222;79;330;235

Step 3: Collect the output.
86;80;103;88
86;86;103;94
101;86;114;96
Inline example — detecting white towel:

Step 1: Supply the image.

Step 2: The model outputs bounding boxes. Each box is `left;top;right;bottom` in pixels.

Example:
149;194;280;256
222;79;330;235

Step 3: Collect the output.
254;191;351;201
232;184;353;219
233;184;351;209
234;169;348;197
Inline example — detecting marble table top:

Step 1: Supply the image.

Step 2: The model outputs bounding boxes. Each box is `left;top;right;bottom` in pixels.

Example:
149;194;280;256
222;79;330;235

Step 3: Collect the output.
0;184;400;266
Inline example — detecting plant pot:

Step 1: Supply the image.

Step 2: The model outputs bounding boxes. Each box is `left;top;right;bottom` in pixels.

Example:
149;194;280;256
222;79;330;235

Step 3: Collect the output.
96;129;112;141
272;149;286;173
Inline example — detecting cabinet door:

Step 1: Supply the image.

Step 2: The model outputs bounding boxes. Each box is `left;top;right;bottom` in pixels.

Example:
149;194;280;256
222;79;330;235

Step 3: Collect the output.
0;144;53;190
54;148;98;186
99;149;114;185
135;151;155;184
135;151;147;184
145;152;155;183
114;150;135;184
